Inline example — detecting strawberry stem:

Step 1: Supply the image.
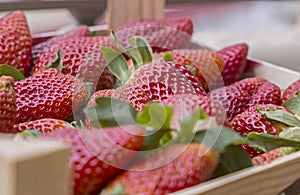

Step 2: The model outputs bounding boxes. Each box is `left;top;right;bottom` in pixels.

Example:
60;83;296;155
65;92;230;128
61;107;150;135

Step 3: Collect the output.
0;64;25;81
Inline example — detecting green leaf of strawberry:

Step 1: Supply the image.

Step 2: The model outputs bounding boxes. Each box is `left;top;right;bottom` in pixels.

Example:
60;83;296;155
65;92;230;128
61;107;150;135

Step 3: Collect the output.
110;30;126;53
213;145;252;178
247;132;300;152
193;127;248;152
84;97;137;128
163;52;175;62
136;103;173;130
282;90;300;115
280;127;300;142
102;47;131;84
45;50;63;71
258;108;300;127
0;64;25;81
127;36;152;67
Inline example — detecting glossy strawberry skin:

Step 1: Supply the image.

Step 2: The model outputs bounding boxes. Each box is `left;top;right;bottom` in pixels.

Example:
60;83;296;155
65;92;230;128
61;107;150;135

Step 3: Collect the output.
116;17;193;52
0;11;32;76
0;76;16;133
209;77;281;121
15;68;88;123
13;118;72;134
252;147;293;166
32;25;90;60
282;79;300;104
33;36;117;90
231;104;290;157
42;126;144;195
213;43;248;88
167;50;225;91
119;61;207;111
104;143;219;195
160;94;229;127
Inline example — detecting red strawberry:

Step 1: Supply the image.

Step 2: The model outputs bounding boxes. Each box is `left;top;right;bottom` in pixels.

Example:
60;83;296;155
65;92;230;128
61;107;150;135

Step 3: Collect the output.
32;25;90;60
117;61;206;111
231;104;291;157
15;68;88;123
166;49;225;91
282;79;300;103
252;147;295;166
160;94;229;127
41;126;144;195
213;43;248;88
103;143;219;195
209;77;281;121
0;76;16;133
13;118;72;134
116;17;193;52
0;11;32;76
33;36;117;90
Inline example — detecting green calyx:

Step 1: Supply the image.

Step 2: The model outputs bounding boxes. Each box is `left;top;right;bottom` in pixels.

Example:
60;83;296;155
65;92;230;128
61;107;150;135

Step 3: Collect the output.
102;30;153;85
283;90;300;116
45;50;63;71
257;107;300;127
0;64;25;81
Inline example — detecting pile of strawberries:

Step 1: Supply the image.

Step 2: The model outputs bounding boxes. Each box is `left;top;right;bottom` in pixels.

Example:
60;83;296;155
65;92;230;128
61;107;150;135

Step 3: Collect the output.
1;10;300;195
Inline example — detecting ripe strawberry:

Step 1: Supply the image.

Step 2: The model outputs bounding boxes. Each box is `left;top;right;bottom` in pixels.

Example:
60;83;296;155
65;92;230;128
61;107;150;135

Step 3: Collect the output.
282;79;300;103
103;143;219;195
15;68;88;123
209;77;281;121
118;61;206;111
0;11;32;76
0;76;16;133
231;104;291;157
160;94;229;127
166;49;225;91
33;36;117;90
116;17;193;52
13;118;72;134
213;43;248;88
252;147;295;166
41;126;144;195
32;25;90;60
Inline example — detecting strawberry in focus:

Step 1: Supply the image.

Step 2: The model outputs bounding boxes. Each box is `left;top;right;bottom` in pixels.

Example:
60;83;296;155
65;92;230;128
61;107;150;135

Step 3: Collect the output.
0;11;32;76
231;104;292;157
15;68;88;123
0;76;16;133
41;126;144;195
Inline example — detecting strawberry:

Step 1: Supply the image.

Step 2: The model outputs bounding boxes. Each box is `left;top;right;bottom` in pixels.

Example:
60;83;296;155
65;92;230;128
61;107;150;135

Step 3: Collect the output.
160;94;229;127
0;11;32;76
118;61;206;111
282;79;300;104
0;76;16;133
166;49;225;91
32;25;90;61
212;43;248;88
116;17;193;52
252;147;295;166
15;68;88;123
231;104;291;157
33;36;117;90
103;143;219;195
13;118;72;134
41;126;144;195
209;77;281;121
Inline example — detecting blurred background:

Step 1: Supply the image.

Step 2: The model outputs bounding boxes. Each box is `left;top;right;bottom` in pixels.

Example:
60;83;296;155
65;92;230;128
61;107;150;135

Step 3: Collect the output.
0;0;299;71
